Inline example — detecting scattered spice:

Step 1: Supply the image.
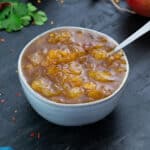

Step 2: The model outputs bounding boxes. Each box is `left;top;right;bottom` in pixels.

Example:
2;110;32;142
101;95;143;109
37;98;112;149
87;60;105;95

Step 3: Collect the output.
0;99;5;103
37;0;42;3
56;0;64;5
37;132;41;139
0;37;5;43
11;116;16;122
16;92;21;97
50;20;54;25
30;132;35;137
60;0;64;4
14;109;18;113
30;131;41;139
114;0;120;3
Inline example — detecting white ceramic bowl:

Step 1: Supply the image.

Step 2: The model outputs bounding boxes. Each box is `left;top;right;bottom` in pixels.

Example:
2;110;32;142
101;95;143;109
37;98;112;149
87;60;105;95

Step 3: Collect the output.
18;27;129;126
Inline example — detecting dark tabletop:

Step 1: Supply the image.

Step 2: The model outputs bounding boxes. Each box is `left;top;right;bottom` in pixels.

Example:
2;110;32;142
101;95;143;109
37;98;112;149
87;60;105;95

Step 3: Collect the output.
0;0;150;150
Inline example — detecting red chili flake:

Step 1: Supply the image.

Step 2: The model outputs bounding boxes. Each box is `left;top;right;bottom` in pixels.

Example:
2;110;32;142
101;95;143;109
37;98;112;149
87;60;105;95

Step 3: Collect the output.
12;116;16;122
0;99;5;103
30;132;35;137
16;92;21;97
37;132;41;139
0;37;5;42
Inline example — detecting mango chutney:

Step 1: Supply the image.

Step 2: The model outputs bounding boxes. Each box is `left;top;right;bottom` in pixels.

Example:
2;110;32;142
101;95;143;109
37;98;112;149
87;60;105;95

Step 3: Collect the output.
22;29;127;104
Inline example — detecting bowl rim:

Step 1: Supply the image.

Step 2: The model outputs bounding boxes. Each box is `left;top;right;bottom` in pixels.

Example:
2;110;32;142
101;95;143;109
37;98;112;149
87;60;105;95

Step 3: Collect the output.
18;26;129;107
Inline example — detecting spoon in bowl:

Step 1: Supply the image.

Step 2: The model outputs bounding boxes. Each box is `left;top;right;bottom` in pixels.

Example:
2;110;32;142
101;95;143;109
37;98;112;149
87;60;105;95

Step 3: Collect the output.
109;21;150;56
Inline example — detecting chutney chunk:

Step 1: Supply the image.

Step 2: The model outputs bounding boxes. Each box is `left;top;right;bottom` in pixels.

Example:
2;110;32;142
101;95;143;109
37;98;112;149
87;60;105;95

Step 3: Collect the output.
88;70;114;82
83;82;96;90
31;78;60;97
22;28;127;104
28;51;44;65
48;31;72;44
87;89;104;99
67;87;83;99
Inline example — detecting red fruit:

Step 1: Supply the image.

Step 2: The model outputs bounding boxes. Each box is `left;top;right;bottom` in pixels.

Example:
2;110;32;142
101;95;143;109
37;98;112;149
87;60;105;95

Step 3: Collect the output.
0;2;10;11
127;0;150;17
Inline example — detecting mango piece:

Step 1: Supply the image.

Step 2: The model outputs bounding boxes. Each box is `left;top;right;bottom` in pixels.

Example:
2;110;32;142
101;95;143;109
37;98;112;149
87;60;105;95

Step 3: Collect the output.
88;70;114;82
67;87;83;99
28;51;43;65
69;62;82;75
48;31;71;44
31;78;59;97
87;89;104;99
69;76;83;87
83;82;96;90
92;50;107;60
116;67;126;73
24;64;33;71
47;65;60;76
46;50;78;64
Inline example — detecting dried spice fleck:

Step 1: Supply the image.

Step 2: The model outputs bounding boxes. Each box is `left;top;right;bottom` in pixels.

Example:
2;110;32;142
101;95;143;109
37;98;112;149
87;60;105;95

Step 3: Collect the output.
12;116;16;122
50;20;54;25
16;92;21;97
0;38;5;43
30;132;35;137
37;132;41;139
37;0;42;3
30;131;41;139
114;0;120;3
60;0;64;4
56;0;64;4
14;109;18;113
0;99;5;103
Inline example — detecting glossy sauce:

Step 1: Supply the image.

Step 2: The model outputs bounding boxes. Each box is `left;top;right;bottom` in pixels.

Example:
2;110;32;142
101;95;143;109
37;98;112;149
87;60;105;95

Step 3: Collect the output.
22;29;127;104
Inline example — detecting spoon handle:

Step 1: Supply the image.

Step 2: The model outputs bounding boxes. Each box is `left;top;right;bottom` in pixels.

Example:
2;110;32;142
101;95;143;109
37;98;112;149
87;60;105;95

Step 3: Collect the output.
113;21;150;53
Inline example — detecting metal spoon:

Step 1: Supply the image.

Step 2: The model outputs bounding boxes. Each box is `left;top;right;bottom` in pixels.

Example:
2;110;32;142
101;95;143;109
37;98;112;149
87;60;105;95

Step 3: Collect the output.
109;21;150;55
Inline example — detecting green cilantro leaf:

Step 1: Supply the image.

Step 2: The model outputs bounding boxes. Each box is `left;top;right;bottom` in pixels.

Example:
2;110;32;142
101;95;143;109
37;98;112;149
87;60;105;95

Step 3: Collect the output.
32;11;48;25
21;15;31;26
0;5;11;19
1;13;23;32
27;3;37;12
0;0;48;32
13;2;28;17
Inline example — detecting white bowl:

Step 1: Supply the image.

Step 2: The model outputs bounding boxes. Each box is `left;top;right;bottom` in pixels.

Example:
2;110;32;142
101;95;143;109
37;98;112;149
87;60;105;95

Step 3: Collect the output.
18;27;129;126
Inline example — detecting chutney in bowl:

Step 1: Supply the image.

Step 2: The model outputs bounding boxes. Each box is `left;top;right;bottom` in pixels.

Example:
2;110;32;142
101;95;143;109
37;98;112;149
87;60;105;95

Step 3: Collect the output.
18;27;129;126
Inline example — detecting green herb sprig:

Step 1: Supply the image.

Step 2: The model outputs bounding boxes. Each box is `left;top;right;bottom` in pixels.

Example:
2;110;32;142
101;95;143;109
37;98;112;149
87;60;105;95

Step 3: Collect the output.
0;0;48;32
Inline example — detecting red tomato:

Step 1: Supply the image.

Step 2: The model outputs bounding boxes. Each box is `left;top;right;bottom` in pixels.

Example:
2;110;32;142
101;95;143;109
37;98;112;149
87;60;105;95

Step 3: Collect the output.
127;0;150;17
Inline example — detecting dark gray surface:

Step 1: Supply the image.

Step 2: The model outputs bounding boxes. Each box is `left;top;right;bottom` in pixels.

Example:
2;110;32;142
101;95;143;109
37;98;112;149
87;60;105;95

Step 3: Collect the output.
0;0;150;150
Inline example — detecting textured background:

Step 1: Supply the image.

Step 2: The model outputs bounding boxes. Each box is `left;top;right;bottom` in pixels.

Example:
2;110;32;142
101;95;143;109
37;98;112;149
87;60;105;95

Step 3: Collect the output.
0;0;150;149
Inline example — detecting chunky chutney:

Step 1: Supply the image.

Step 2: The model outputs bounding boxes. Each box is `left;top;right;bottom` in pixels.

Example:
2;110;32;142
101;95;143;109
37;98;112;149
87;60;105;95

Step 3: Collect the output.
22;28;127;104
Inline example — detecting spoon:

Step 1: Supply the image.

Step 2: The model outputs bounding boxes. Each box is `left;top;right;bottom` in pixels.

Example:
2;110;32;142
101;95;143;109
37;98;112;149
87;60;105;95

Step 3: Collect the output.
109;21;150;55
